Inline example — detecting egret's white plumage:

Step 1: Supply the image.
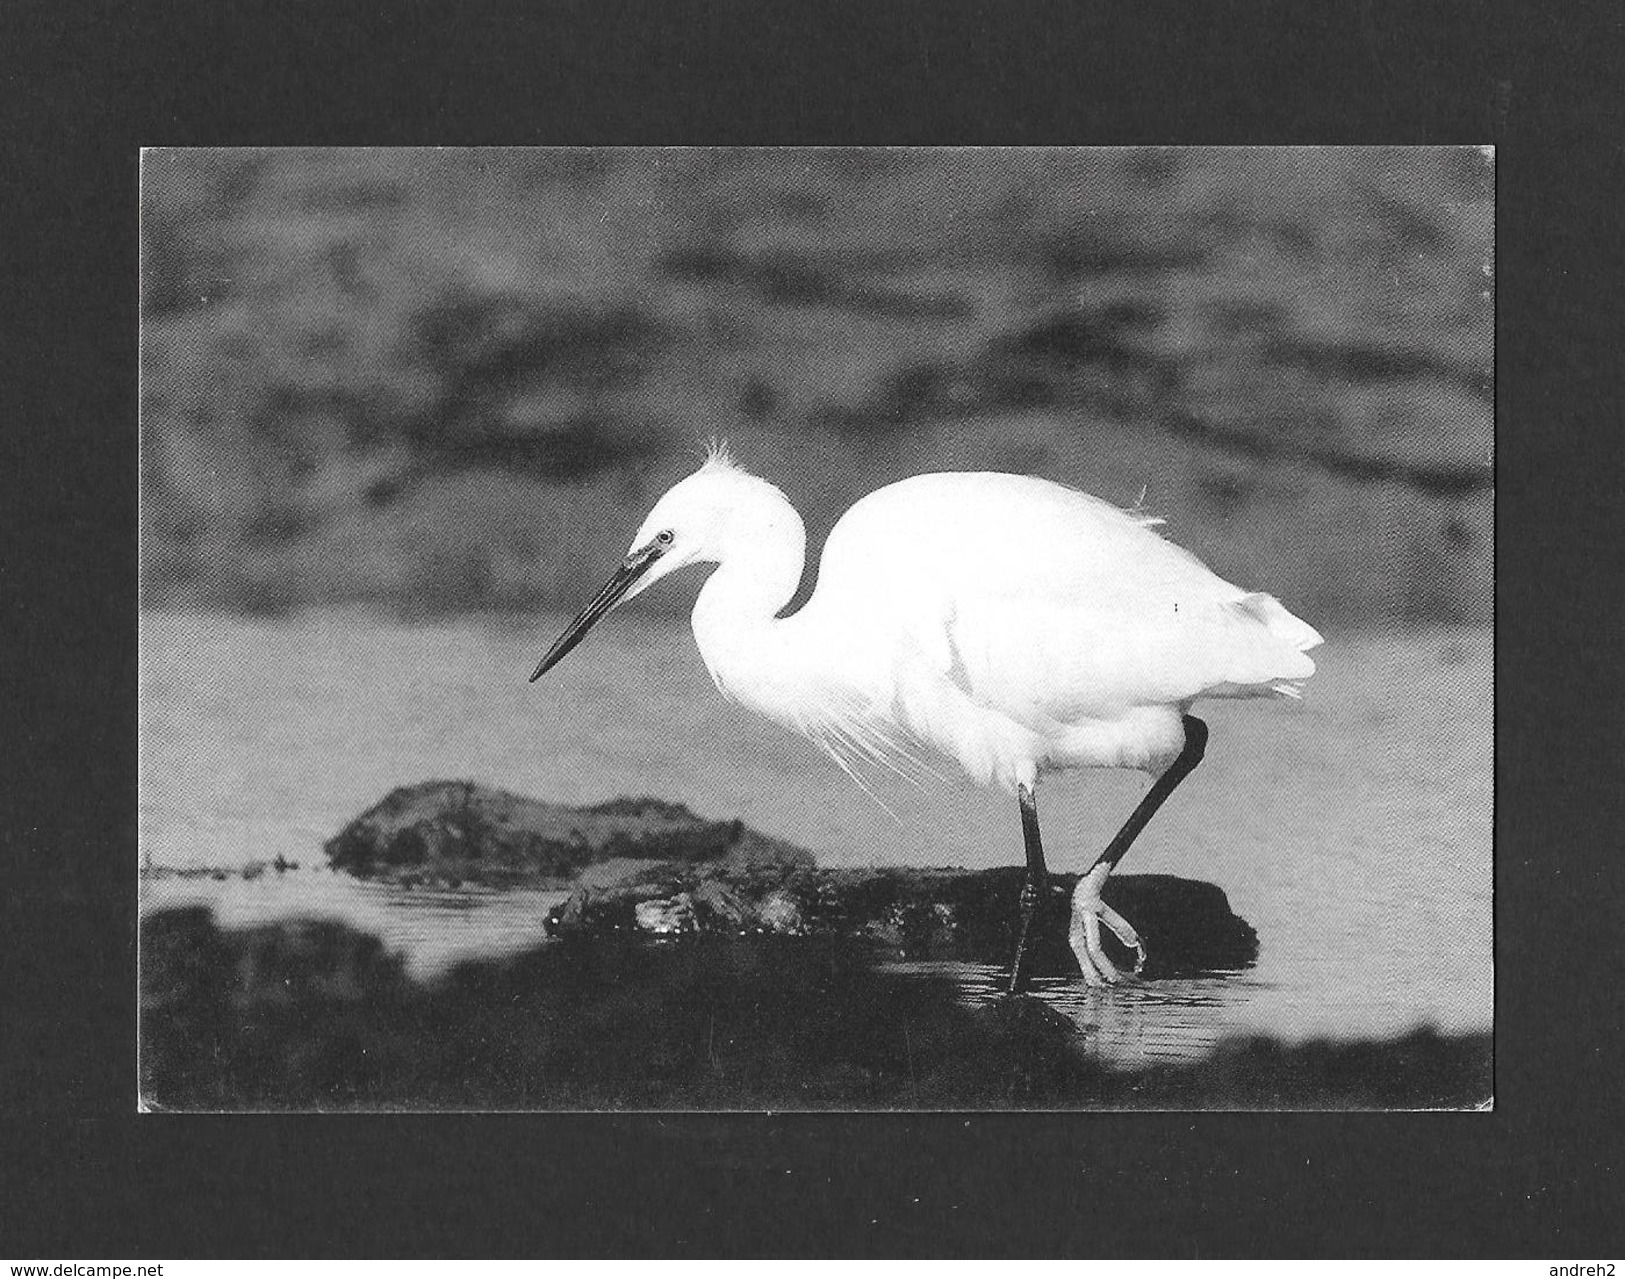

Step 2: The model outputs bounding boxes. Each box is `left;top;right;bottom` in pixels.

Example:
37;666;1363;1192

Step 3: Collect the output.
532;445;1322;988
614;451;1319;790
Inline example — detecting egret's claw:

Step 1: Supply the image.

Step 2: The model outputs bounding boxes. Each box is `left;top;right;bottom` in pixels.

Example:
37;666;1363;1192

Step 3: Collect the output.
1069;872;1145;986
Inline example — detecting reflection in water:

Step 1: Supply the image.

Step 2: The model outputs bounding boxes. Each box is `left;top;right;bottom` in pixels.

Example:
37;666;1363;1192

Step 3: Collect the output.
1033;972;1269;1069
141;869;570;982
881;959;1270;1068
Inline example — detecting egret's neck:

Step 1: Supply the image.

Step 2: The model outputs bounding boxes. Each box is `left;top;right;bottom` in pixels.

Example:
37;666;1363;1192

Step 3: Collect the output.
690;492;808;714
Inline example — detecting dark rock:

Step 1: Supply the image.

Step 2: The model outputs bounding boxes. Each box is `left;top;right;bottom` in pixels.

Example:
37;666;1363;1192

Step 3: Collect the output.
545;862;1259;979
328;786;1252;975
1100;873;1261;978
634;894;697;935
691;880;751;929
324;781;815;887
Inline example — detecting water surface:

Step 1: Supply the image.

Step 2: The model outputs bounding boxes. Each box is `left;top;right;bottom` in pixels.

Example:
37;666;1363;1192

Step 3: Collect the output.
140;607;1492;1068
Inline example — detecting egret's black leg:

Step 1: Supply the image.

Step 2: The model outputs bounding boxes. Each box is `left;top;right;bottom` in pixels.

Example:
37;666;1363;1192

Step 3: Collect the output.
1006;781;1048;995
1071;714;1209;985
1089;715;1208;876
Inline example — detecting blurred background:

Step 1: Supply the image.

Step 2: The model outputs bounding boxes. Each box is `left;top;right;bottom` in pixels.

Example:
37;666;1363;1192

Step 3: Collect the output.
140;147;1492;624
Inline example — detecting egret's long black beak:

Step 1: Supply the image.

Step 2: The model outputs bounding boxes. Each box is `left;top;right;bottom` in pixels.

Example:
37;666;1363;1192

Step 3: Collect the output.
529;541;664;682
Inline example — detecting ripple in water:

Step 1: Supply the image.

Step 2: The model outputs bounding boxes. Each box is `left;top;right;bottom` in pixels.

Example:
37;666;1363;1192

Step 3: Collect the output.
878;959;1270;1068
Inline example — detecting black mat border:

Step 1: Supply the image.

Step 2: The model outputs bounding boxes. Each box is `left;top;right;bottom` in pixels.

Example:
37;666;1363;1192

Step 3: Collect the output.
5;0;1621;1259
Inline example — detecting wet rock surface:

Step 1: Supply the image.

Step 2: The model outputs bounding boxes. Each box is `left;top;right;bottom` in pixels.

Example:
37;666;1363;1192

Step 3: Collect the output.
545;864;1260;980
324;781;814;887
322;782;1258;977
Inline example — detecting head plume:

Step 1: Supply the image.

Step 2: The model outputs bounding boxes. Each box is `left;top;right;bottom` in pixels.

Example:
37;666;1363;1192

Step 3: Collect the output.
699;436;741;476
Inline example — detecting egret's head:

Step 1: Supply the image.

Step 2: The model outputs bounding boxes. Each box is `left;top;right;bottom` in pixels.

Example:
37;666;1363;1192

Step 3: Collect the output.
529;443;789;681
622;457;743;584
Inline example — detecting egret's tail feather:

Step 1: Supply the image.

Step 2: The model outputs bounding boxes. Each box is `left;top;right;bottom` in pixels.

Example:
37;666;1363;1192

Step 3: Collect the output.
1232;591;1324;652
1199;590;1321;700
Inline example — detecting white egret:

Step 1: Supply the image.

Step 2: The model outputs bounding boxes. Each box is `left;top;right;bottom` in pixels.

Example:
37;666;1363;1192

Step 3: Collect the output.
531;444;1322;992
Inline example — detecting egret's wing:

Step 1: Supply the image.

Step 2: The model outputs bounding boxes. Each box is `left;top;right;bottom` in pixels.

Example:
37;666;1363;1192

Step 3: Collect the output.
818;471;1227;616
934;590;1317;726
812;468;1321;732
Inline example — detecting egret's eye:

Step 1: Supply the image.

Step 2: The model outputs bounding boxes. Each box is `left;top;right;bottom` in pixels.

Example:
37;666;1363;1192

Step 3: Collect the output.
655;529;674;546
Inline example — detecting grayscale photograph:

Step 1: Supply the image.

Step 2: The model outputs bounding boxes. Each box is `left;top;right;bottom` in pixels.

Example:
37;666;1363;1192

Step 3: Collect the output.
138;146;1493;1110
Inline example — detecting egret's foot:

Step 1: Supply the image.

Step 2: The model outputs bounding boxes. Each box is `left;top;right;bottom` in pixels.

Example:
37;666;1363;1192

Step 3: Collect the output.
1069;866;1145;986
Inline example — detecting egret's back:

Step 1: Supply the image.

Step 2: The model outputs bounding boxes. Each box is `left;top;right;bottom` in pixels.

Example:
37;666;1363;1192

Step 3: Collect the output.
817;472;1209;609
805;472;1321;733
